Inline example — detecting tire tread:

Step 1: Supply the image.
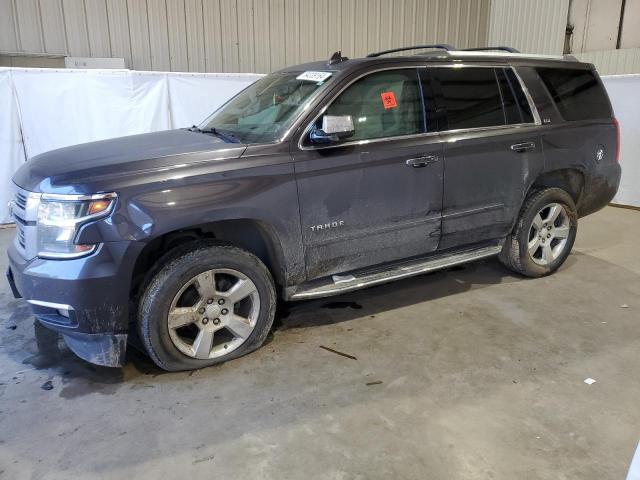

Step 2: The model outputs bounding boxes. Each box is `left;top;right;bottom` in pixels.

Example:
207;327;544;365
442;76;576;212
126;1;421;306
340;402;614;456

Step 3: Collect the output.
499;188;577;277
137;241;276;371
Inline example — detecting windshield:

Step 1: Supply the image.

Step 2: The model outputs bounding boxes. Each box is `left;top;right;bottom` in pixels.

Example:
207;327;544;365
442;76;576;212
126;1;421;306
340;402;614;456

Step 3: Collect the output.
199;71;333;144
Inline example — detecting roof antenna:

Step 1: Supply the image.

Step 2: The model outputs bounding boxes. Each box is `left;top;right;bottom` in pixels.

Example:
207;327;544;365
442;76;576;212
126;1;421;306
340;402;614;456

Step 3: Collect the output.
328;51;348;65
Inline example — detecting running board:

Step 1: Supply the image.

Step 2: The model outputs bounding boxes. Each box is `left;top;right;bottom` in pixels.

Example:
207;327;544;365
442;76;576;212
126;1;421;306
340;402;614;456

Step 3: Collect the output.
288;245;502;301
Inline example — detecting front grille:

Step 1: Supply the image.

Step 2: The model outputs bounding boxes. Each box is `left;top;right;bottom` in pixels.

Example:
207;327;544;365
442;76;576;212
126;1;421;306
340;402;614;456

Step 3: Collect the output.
15;191;27;210
12;186;40;260
17;224;26;249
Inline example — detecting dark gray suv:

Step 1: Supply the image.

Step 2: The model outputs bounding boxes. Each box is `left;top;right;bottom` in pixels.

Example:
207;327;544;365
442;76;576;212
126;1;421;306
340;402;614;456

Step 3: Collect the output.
6;45;621;370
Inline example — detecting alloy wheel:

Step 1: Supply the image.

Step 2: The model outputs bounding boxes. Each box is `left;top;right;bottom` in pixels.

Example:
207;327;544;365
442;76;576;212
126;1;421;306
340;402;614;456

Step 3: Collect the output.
167;268;260;359
527;202;571;266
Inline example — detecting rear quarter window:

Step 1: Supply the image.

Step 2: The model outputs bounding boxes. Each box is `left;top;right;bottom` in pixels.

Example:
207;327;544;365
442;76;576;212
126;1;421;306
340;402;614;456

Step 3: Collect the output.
536;67;612;121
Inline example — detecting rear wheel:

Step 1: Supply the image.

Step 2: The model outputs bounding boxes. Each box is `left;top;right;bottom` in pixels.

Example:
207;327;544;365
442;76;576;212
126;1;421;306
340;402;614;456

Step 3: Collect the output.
499;188;578;277
138;242;276;371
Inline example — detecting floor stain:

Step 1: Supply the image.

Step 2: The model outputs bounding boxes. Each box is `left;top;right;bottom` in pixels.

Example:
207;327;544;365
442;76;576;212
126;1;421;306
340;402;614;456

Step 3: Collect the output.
321;301;363;310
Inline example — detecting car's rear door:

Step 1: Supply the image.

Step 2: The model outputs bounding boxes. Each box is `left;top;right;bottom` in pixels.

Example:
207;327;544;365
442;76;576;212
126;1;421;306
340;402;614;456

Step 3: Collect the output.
428;65;545;250
292;68;444;280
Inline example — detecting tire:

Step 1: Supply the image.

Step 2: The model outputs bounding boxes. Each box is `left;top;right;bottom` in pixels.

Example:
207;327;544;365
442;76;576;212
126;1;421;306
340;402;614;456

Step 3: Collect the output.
138;242;276;371
499;188;578;278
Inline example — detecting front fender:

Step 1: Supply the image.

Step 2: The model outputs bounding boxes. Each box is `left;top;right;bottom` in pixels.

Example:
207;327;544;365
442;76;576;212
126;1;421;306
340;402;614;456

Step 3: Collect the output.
78;162;305;285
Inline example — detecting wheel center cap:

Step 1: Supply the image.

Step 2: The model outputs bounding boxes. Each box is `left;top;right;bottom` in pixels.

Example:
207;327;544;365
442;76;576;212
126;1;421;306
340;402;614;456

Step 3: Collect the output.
207;305;221;317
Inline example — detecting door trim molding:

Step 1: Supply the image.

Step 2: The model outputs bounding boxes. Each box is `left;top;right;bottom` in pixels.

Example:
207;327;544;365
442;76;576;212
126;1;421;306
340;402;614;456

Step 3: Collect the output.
443;203;504;219
305;214;441;247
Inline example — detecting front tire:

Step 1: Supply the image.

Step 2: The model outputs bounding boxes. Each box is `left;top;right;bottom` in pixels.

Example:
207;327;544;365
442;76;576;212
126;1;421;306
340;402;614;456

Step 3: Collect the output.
499;188;578;277
138;242;276;371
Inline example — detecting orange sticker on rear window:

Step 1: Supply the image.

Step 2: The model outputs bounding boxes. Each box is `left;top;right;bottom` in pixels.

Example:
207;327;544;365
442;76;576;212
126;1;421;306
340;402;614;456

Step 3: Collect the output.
380;91;397;109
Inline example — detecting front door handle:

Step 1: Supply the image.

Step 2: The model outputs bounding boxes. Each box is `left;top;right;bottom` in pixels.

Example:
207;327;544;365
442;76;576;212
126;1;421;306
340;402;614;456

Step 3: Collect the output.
510;141;536;152
406;155;438;168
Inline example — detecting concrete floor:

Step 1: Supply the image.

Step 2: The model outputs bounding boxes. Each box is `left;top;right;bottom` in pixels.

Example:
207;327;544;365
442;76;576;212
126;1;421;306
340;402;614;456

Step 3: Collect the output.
0;206;639;480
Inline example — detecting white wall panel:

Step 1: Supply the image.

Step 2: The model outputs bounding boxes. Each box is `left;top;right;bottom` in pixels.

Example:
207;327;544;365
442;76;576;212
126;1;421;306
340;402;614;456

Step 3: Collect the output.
0;0;18;52
252;0;270;73
105;0;132;67
233;0;252;72
602;74;640;208
620;0;640;49
283;0;300;67
127;0;153;70
39;0;67;54
166;0;189;72
1;0;491;73
84;0;111;57
488;0;568;55
185;0;206;72
268;0;286;71
15;0;43;52
147;0;172;71
84;1;110;53
62;0;91;56
570;0;623;53
219;0;239;72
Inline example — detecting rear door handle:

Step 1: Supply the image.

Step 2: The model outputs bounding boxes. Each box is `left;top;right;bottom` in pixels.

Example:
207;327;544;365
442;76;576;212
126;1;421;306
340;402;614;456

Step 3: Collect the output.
510;141;536;152
406;155;438;168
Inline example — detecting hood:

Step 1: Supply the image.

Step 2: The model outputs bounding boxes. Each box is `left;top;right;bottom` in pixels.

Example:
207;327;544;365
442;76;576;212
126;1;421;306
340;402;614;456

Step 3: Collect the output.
13;129;247;193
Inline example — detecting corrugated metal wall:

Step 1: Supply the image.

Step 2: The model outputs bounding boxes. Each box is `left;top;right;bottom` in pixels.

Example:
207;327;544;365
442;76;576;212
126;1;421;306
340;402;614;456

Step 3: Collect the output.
487;0;569;55
568;0;640;75
569;0;640;53
575;48;640;75
0;0;491;74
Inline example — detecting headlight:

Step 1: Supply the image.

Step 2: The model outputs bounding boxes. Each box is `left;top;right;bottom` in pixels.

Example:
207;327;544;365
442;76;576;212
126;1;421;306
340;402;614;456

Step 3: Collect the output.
37;193;117;259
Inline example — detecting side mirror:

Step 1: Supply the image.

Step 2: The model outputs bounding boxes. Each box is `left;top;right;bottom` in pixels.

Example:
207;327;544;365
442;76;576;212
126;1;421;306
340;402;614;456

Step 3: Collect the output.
309;115;355;144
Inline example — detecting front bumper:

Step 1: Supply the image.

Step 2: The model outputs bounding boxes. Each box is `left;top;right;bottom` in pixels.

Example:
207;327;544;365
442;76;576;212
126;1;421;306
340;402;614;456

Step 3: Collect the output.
6;239;144;367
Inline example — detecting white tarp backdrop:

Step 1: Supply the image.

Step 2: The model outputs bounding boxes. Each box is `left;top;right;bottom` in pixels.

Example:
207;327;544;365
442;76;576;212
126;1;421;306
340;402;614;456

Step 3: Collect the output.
602;75;640;208
0;68;261;223
0;70;26;224
0;68;638;223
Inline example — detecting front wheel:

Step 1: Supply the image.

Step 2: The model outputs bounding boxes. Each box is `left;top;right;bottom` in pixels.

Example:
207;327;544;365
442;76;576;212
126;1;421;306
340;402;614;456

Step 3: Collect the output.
499;188;578;277
138;242;276;371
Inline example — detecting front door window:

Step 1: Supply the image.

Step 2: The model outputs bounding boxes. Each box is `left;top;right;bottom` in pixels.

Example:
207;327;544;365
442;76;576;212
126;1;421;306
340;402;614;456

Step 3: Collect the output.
313;69;427;143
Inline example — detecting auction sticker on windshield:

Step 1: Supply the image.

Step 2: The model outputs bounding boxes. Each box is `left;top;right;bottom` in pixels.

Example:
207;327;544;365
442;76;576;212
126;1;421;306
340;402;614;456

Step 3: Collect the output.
296;71;332;82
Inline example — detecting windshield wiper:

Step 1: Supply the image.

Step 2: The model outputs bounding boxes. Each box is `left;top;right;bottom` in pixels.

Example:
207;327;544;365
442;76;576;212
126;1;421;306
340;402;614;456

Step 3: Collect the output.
189;125;239;143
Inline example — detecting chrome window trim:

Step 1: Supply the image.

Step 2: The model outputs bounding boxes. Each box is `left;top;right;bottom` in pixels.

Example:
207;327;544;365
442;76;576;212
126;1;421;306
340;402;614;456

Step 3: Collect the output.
296;63;542;152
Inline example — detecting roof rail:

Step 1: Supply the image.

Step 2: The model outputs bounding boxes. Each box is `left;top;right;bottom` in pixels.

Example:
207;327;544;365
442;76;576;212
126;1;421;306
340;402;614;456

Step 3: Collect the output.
461;46;520;53
366;44;455;58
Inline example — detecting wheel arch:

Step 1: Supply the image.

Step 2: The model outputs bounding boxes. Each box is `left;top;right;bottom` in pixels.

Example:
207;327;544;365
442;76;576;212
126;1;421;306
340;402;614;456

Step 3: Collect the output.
130;218;287;301
528;168;585;205
508;168;584;234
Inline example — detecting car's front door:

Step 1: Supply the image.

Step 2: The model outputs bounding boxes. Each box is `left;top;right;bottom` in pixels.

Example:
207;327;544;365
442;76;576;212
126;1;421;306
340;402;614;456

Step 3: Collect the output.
429;65;545;250
292;68;444;280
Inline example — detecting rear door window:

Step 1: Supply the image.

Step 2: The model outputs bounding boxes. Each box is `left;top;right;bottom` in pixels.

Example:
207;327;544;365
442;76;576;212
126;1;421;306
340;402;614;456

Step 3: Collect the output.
432;67;536;131
433;67;505;130
535;67;612;121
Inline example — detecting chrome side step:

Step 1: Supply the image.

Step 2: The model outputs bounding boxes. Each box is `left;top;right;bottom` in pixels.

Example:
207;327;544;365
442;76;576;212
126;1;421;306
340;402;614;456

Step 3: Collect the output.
288;245;502;301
